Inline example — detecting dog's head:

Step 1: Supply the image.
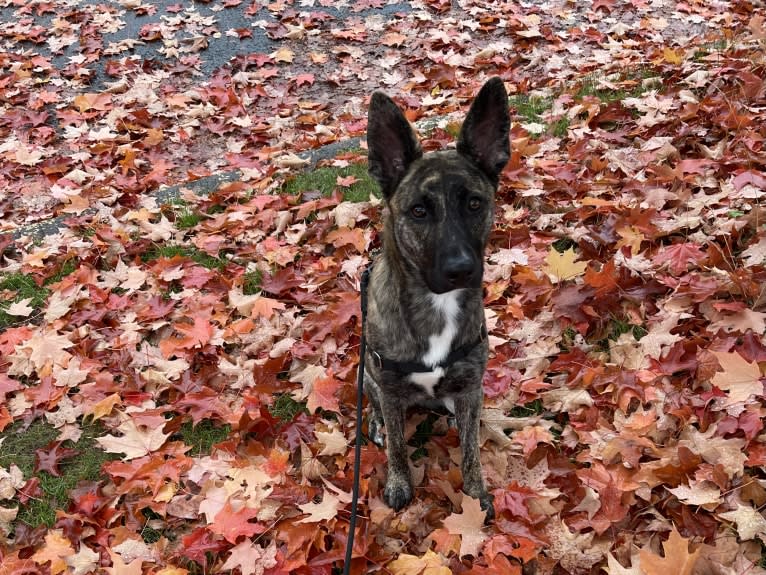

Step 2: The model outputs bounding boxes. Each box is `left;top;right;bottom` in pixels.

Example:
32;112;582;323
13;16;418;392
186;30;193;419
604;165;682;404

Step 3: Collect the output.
367;78;510;294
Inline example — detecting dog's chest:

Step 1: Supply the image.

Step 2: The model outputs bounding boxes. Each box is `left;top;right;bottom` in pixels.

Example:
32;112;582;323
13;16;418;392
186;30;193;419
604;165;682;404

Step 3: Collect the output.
408;291;461;396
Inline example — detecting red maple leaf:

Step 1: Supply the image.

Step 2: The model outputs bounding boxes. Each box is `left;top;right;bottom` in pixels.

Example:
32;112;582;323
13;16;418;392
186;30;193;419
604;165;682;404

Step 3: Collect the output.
653;242;706;275
208;502;265;544
583;259;619;296
260;268;304;296
0;373;22;402
493;483;535;518
177;390;227;425
302;291;360;342
307;373;343;413
178;528;229;565
173;317;215;349
35;441;79;477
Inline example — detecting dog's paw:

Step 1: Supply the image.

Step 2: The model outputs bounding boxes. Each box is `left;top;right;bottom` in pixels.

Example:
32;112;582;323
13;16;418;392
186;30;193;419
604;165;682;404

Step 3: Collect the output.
368;417;386;448
383;476;413;511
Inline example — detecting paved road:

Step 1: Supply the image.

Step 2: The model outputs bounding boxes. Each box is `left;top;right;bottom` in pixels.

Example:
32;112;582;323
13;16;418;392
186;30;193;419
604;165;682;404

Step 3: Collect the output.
1;0;412;87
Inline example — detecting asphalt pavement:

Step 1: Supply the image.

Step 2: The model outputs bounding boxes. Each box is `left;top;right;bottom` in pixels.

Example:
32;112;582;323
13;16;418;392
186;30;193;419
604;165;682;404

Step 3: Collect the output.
0;0;412;86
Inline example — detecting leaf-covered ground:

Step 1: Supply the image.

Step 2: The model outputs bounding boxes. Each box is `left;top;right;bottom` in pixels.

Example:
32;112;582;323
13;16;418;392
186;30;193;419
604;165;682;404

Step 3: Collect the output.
2;1;766;574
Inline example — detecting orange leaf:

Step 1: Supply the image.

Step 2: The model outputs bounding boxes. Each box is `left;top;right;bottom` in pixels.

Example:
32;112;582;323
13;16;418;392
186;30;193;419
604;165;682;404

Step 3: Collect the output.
174;317;215;349
639;526;699;575
327;226;367;253
208;502;264;544
72;92;112;112
307;374;342;413
32;530;73;575
251;296;286;319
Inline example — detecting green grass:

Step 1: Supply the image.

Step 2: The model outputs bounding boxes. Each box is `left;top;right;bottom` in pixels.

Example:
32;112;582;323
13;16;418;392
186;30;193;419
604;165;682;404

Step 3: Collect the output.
595;317;648;351
165;199;204;230
552;238;577;253
269;394;309;421
0;272;50;329
282;162;377;202
177;419;232;457
693;37;729;61
243;270;262;295
142;245;226;270
508;400;544;418
509;94;554;123
575;67;658;103
44;260;77;286
0;419;117;529
508;94;571;138
175;209;203;230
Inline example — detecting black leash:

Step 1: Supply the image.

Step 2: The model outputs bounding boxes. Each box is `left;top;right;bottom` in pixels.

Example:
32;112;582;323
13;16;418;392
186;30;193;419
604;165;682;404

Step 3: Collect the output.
343;263;371;575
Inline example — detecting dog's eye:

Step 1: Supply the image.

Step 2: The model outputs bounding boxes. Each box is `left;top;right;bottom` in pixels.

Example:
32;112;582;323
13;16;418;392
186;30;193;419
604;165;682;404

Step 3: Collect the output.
468;197;483;212
411;204;427;219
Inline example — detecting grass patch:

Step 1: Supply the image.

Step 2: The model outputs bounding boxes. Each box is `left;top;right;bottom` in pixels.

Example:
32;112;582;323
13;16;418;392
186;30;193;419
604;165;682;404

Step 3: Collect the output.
575;67;658;103
44;260;77;286
508;94;571;138
243;270;262;295
177;419;232;457
596;317;648;351
0;419;117;529
175;209;203;230
143;245;226;270
508;400;544;418
269;394;309;421
693;37;729;61
0;272;50;329
550;117;570;138
164;199;204;230
282;162;377;202
509;94;553;123
552;238;577;253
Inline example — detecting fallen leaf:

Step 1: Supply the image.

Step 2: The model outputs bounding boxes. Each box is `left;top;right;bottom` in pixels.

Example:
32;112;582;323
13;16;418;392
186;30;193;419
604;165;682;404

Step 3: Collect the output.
639;525;699;575
96;418;170;459
543;247;587;282
442;496;488;557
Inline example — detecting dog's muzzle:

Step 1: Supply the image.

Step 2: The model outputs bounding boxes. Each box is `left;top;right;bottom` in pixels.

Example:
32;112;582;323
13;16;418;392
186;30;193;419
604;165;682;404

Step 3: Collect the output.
428;248;481;293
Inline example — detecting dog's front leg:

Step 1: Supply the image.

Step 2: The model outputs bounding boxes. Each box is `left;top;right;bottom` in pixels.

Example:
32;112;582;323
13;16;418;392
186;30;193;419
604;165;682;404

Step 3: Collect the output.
379;394;413;510
454;389;494;521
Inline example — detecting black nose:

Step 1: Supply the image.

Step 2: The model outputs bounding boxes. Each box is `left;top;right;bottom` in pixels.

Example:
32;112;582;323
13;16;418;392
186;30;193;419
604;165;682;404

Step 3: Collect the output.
443;251;475;287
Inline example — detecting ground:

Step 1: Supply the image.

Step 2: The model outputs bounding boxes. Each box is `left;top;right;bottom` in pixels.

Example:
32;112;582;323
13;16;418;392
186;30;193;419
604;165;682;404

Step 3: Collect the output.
1;1;766;574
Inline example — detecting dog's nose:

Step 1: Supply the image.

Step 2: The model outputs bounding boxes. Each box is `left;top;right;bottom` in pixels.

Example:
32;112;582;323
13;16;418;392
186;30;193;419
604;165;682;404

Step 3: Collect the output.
443;251;475;287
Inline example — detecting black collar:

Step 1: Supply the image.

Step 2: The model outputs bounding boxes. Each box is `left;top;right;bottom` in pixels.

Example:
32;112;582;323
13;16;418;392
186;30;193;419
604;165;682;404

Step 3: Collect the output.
360;258;487;374
367;324;487;374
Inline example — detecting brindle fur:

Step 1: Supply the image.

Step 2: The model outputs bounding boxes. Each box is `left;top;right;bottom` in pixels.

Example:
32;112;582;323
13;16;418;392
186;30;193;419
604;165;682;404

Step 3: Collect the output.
364;78;510;521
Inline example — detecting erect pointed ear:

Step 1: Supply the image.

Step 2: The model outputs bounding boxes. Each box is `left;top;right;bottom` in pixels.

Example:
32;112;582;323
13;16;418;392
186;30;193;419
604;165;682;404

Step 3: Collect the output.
367;92;423;198
456;77;510;182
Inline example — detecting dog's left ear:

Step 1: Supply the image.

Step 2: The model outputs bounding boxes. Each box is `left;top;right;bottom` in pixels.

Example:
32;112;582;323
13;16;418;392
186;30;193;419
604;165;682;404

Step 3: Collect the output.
457;77;510;182
367;92;423;199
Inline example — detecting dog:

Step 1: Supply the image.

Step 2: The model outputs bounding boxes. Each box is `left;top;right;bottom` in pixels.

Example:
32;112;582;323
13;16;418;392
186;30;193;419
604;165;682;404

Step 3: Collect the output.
363;77;510;521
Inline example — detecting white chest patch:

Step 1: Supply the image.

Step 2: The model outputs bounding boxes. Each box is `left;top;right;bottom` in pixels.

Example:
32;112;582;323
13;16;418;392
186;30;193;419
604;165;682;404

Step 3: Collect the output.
409;290;462;396
409;367;445;396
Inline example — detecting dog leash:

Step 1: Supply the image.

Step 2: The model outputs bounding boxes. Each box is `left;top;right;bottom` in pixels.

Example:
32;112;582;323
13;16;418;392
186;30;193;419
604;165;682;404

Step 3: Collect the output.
343;262;371;575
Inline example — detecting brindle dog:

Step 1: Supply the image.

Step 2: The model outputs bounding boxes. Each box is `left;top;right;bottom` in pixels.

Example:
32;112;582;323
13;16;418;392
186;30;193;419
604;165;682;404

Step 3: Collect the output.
364;78;510;520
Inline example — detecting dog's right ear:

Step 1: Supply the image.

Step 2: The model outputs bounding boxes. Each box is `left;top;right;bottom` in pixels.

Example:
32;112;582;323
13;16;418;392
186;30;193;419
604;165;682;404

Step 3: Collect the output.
367;92;423;199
